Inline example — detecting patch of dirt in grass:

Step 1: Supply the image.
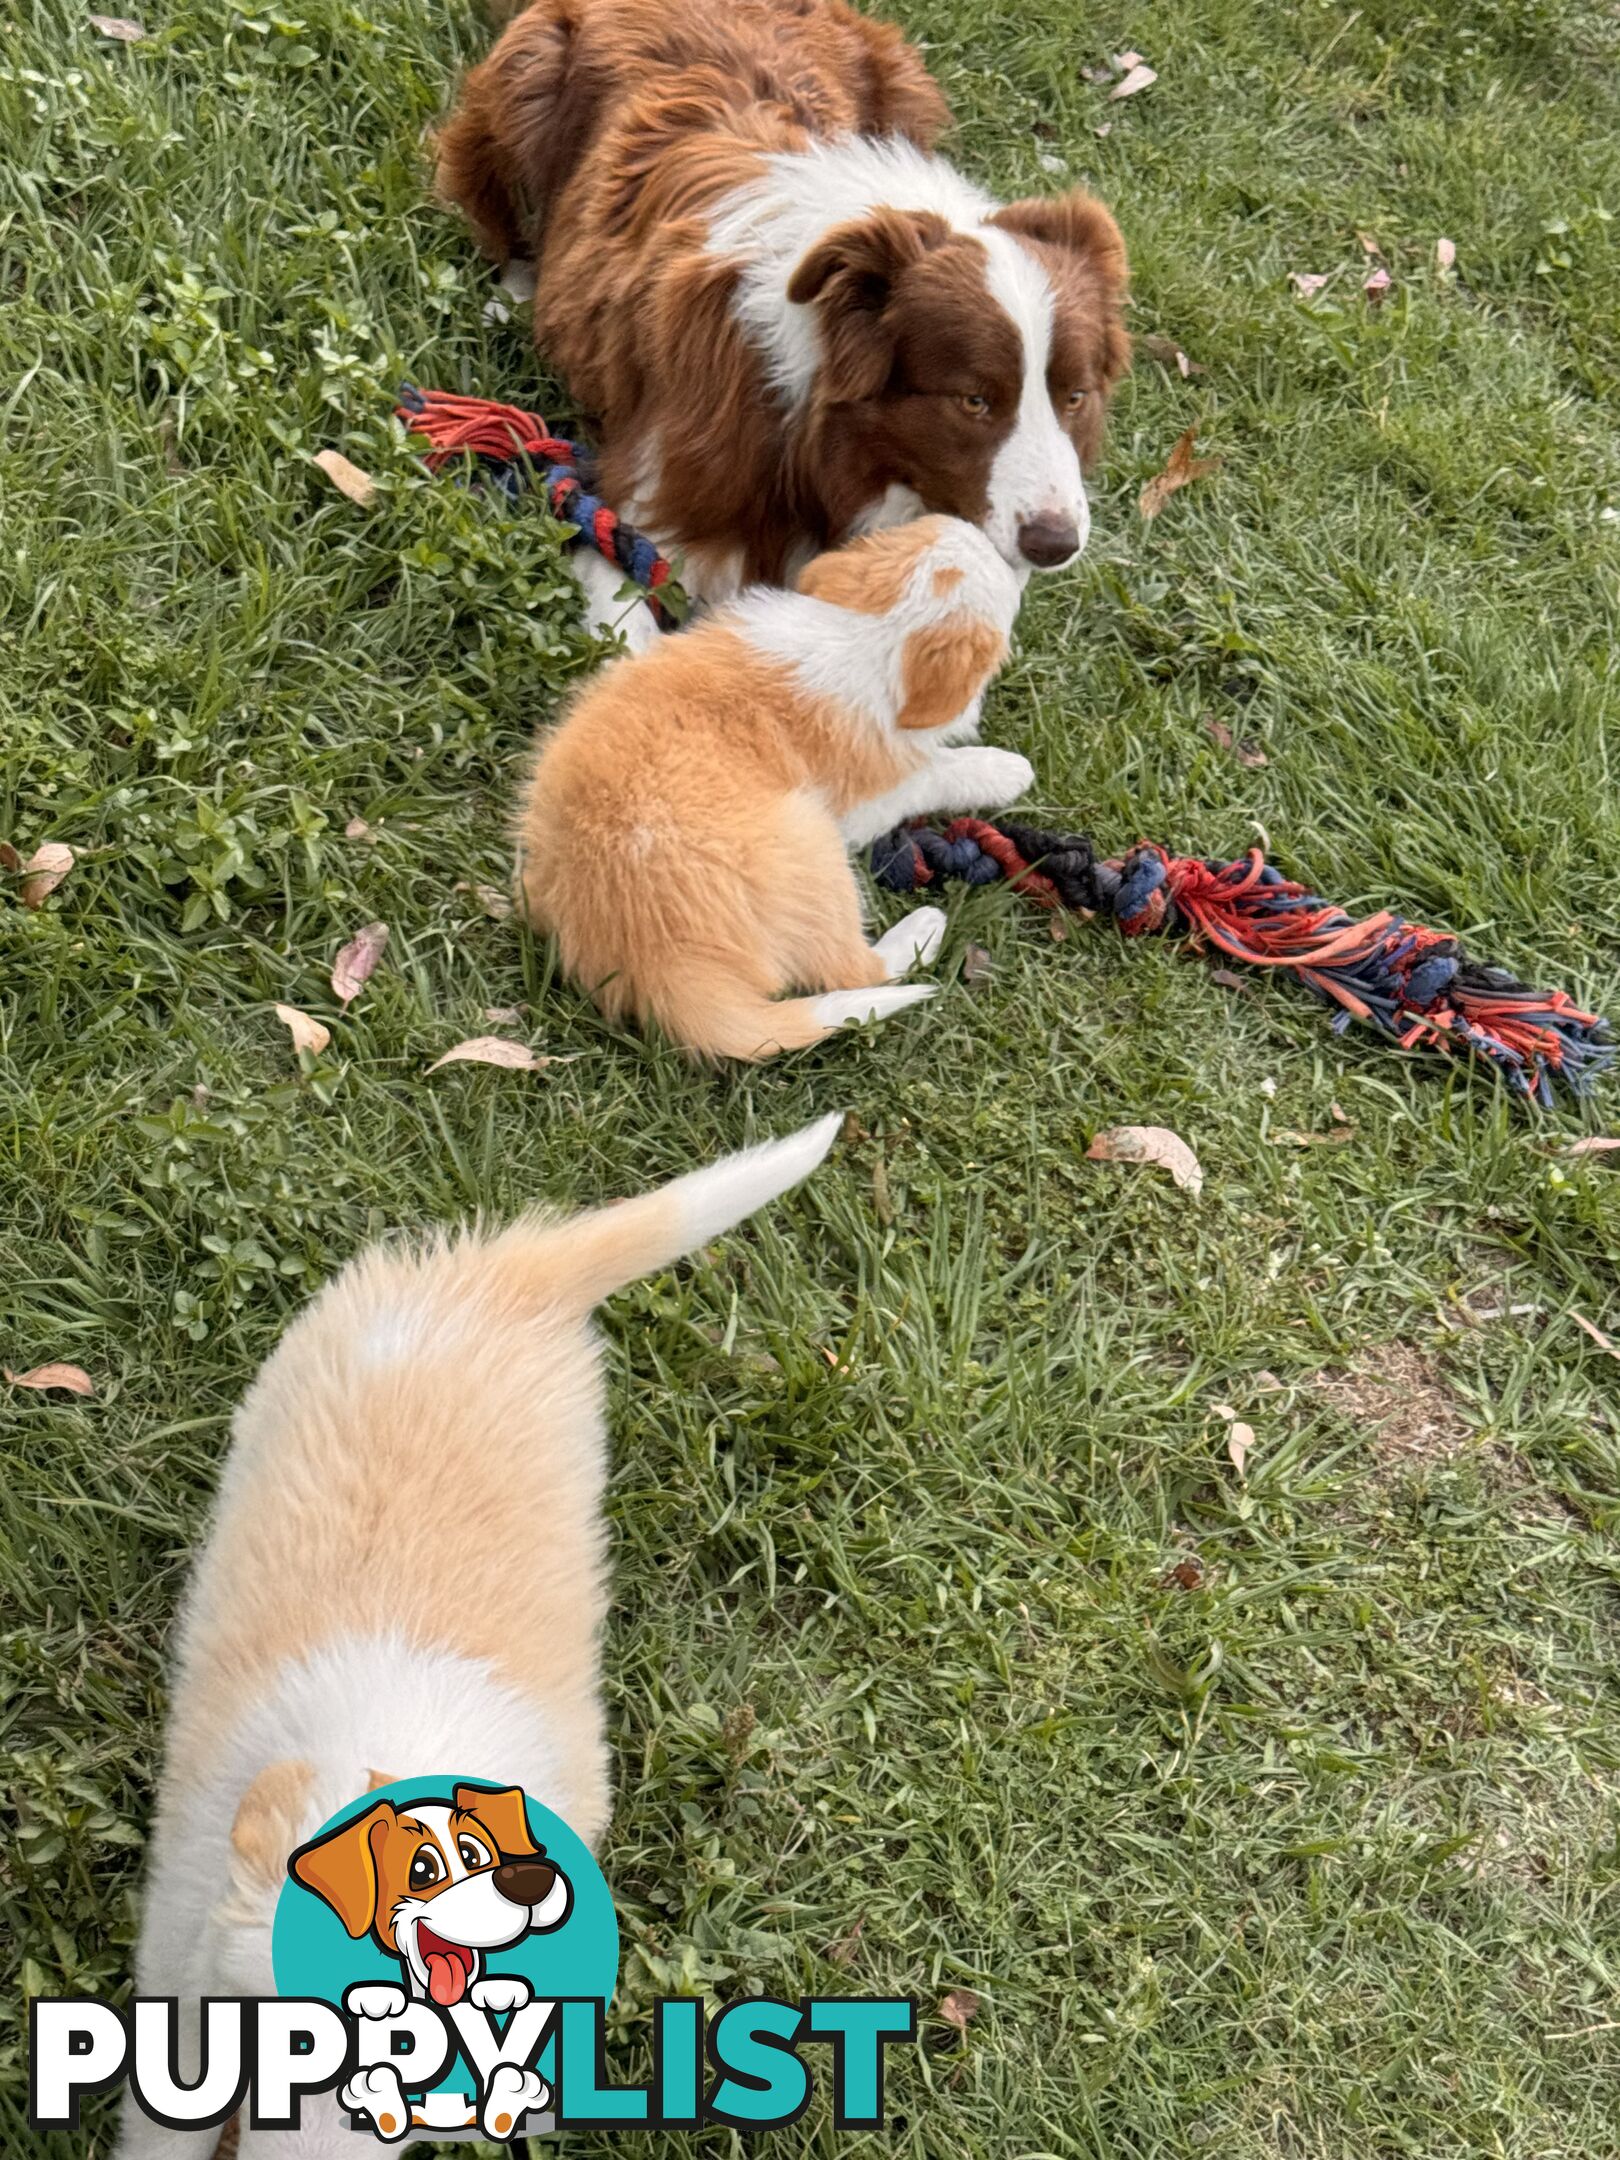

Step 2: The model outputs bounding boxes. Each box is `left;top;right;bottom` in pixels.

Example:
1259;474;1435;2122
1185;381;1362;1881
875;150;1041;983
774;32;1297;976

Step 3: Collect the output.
1309;1344;1471;1466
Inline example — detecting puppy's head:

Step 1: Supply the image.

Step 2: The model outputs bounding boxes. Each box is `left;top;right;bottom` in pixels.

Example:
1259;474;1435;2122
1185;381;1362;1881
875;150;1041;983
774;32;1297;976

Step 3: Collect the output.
288;1782;571;2006
796;516;1016;732
789;194;1129;573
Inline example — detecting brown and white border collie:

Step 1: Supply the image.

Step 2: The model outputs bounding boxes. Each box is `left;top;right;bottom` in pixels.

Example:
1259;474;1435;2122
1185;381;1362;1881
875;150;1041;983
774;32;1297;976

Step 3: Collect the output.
437;0;1130;645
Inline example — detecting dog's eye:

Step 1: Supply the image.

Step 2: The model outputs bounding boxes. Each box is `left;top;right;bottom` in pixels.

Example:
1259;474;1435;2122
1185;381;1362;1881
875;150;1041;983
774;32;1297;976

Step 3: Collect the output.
1065;388;1088;410
457;1835;491;1870
959;393;990;417
408;1848;442;1890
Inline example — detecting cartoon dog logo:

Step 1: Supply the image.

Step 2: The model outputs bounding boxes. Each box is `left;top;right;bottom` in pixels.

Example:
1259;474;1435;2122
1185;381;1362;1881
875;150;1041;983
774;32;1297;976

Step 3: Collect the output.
288;1782;572;2139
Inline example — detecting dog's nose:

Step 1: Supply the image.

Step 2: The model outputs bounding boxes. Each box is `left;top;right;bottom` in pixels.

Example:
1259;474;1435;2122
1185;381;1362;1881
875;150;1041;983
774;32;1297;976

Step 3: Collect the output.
493;1859;557;1907
1016;514;1081;569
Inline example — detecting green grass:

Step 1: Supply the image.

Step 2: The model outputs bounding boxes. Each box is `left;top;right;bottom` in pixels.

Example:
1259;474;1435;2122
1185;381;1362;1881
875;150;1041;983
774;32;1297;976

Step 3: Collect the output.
4;0;1620;2150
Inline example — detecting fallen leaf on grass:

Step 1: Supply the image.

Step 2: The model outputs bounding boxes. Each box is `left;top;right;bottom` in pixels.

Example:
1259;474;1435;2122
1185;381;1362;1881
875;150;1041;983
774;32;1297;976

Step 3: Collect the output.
454;879;513;921
1567;1136;1620;1157
962;942;994;985
1570;1312;1619;1360
1140;426;1222;521
1435;236;1457;271
331;920;389;1005
1356;230;1382;258
1204;716;1268;766
6;1363;96;1396
313;449;377;506
1363;266;1393;306
10;842;76;909
1111;62;1157;99
343;816;374;841
1270;1126;1356;1147
826;1917;865;1968
1209;967;1248;991
483;1004;524;1024
1226;1420;1255;1476
1114;48;1144;69
89;12;145;37
272;1003;331;1058
1087;1124;1203;1196
1166;1556;1204;1590
1289;272;1329;298
939;1990;980;2032
426;1036;578;1075
1139;333;1201;378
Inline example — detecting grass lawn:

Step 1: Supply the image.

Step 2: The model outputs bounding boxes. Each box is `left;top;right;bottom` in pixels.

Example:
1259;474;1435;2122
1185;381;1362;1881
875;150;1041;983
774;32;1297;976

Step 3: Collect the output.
4;0;1620;2151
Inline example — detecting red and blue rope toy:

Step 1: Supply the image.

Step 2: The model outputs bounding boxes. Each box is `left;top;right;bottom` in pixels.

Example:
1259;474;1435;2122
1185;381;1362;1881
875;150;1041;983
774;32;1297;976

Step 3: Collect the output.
398;384;1611;1105
871;819;1612;1105
396;384;680;628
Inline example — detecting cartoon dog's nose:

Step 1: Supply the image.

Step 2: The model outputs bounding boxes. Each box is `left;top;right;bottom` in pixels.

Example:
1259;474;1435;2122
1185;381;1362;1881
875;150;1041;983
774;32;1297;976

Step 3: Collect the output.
493;1859;557;1907
1016;514;1081;569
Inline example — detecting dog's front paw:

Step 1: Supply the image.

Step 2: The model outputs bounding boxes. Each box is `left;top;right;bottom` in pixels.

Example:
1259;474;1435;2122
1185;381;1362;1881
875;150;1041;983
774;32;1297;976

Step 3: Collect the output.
341;2064;411;2142
482;2063;549;2139
470;1974;532;2014
969;748;1035;808
343;1982;407;2022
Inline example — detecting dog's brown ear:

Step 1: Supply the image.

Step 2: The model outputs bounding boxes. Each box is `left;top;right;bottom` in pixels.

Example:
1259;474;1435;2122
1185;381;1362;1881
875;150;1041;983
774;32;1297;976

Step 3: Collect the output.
454;1783;539;1860
988;190;1128;297
288;1800;393;1937
896;618;1008;731
231;1761;314;1889
788;208;952;400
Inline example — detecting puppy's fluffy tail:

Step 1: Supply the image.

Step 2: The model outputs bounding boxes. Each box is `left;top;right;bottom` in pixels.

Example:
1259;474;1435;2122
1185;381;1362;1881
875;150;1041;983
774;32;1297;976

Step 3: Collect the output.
649;969;937;1065
491;1112;843;1315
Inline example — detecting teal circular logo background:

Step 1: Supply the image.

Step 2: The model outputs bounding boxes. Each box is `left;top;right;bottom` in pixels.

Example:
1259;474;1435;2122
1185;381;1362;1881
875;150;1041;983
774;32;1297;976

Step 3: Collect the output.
271;1777;618;2092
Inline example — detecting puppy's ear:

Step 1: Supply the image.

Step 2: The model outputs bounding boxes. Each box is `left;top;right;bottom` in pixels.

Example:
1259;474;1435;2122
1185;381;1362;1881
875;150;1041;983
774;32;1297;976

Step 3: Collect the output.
288;1800;393;1937
788;208;951;400
795;519;945;613
231;1760;314;1890
454;1783;538;1860
988;189;1128;299
896;618;1007;731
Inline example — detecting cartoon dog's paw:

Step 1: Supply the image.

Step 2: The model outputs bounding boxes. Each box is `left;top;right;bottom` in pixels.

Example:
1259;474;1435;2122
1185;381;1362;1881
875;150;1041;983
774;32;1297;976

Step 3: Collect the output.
481;2063;549;2139
341;2063;411;2142
343;1981;408;2022
469;1974;532;2014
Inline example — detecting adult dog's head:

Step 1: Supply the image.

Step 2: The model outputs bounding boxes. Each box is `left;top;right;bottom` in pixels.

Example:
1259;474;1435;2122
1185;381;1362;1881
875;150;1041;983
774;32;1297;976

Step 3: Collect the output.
785;186;1130;574
289;1783;572;2006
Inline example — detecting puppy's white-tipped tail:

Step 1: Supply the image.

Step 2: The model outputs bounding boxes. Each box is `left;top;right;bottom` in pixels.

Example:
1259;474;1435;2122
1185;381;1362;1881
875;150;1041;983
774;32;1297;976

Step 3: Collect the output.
491;1113;843;1316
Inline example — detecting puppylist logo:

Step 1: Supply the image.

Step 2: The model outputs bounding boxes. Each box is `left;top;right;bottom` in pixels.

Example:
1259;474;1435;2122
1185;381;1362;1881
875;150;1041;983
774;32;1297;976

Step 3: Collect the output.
30;1777;915;2139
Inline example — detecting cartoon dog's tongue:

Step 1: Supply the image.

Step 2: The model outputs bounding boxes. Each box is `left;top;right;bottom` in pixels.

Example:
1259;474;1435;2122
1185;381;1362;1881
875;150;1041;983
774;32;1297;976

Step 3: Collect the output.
418;1927;473;2007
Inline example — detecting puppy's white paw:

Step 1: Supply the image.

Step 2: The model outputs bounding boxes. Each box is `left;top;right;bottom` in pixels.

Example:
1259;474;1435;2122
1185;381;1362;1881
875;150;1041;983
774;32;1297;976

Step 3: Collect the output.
813;982;937;1032
872;905;948;979
470;1974;532;2014
340;2064;411;2142
482;2063;549;2139
344;1982;408;2022
969;748;1035;808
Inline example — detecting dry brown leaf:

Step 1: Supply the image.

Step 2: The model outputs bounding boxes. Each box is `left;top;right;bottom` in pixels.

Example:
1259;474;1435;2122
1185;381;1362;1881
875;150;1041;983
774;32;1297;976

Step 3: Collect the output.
454;879;514;921
1211;1402;1239;1421
1236;739;1268;768
1363;266;1393;306
425;1036;576;1075
1139;333;1201;378
1139;426;1222;521
962;943;994;985
17;842;75;909
1356;230;1382;258
1087;1124;1203;1196
1206;716;1233;749
1114;49;1144;68
939;1990;980;2032
6;1362;96;1396
483;1005;524;1024
1167;1556;1204;1590
1435;236;1457;271
826;1917;865;1968
1270;1126;1356;1147
1570;1312;1619;1360
1568;1136;1620;1157
272;1003;331;1058
313;449;377;507
1226;1420;1255;1476
89;12;145;37
1111;62;1157;99
1094;121;1112;138
344;816;374;841
331;920;389;1005
1330;1101;1349;1124
1289;271;1328;298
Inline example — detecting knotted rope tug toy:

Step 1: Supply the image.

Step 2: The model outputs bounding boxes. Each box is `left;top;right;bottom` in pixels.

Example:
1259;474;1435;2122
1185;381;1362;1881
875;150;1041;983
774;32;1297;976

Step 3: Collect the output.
872;820;1612;1105
396;385;679;628
398;384;1609;1102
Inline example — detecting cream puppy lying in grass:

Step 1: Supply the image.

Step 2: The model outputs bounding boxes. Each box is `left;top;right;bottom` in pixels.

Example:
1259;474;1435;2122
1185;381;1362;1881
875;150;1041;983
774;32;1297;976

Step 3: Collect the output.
117;1112;841;2160
517;515;1032;1060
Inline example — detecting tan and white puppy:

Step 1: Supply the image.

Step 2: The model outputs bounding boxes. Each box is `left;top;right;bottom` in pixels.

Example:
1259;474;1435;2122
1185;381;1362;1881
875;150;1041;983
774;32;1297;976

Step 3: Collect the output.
517;515;1030;1060
117;1112;841;2160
